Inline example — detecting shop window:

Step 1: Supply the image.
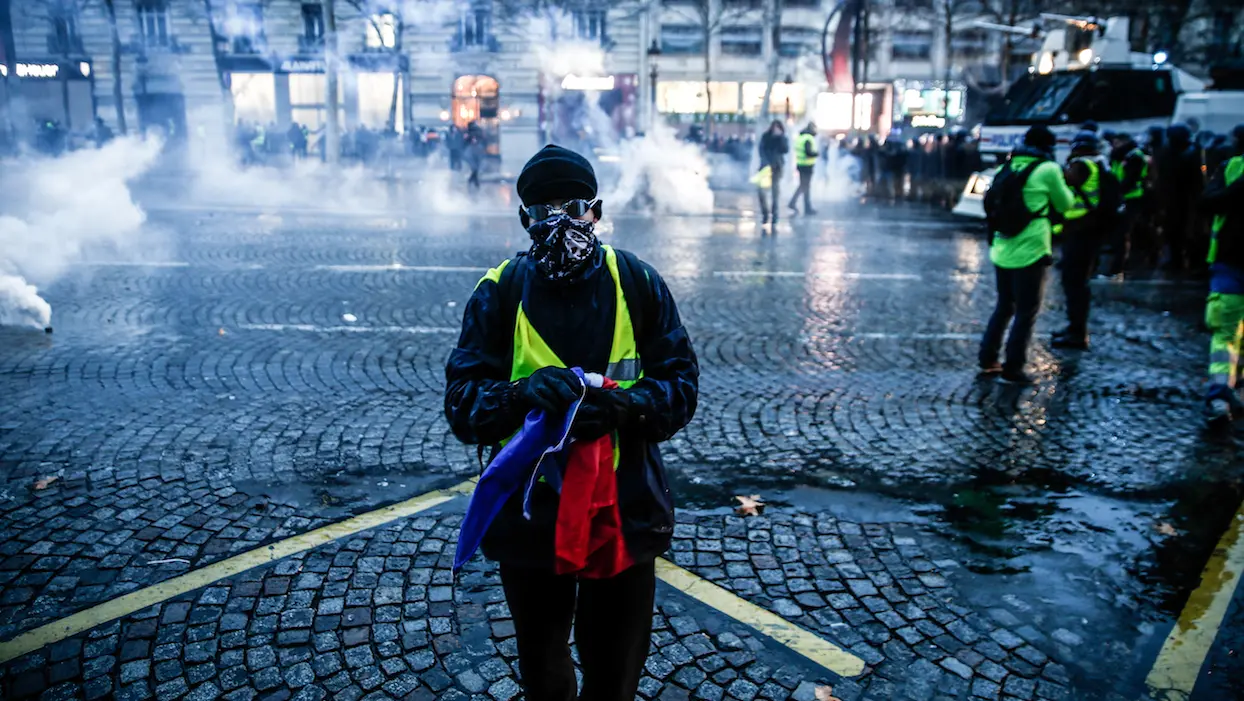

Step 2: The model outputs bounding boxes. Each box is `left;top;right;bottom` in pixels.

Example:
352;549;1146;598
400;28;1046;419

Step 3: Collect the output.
891;30;931;61
660;25;704;55
656;81;738;114
721;26;761;57
230;73;276;124
357;72;403;132
138;1;171;48
226;2;266;54
366;13;397;50
573;10;607;44
742;81;804;116
301;3;324;51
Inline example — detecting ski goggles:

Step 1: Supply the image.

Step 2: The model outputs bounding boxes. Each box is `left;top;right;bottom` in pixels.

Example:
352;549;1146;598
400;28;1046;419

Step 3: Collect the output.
523;199;599;223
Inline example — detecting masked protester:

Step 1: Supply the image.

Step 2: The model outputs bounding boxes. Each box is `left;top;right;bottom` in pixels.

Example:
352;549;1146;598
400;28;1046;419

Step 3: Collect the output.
444;144;699;701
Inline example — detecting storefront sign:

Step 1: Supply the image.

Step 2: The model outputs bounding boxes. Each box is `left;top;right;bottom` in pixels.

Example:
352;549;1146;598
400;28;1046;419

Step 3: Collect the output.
561;74;615;91
16;63;59;78
280;59;325;73
911;114;946;128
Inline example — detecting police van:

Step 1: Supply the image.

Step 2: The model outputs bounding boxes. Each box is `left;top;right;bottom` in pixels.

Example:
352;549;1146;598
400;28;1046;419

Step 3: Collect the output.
953;14;1205;220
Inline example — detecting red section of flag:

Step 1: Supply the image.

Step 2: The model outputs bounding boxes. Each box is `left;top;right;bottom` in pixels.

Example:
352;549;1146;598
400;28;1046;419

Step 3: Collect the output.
553;378;633;579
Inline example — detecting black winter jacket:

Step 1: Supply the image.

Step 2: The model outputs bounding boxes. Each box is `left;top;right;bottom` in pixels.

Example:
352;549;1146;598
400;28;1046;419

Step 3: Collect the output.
444;246;699;569
1204;157;1244;267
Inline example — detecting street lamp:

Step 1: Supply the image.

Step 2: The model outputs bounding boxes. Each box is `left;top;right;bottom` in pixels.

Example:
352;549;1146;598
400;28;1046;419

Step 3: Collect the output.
784;74;793;122
646;41;661;126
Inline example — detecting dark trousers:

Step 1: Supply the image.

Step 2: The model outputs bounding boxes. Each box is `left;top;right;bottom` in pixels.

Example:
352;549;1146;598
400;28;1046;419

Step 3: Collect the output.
758;167;782;223
980;261;1049;372
1107;201;1141;275
1060;220;1104;338
789;166;814;213
1163;203;1193;270
499;560;656;701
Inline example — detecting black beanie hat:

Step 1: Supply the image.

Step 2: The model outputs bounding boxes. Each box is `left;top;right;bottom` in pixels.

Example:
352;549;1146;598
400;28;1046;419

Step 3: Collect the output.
1024;124;1056;151
516;144;598;206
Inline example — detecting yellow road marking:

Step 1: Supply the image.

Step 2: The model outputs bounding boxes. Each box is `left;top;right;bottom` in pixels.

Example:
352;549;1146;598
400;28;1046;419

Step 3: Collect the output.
3;478;865;680
0;479;477;665
1146;502;1244;701
655;558;867;678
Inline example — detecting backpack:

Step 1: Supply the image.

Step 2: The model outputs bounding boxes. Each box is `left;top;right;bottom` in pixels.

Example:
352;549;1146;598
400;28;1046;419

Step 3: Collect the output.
1095;160;1123;219
984;158;1047;238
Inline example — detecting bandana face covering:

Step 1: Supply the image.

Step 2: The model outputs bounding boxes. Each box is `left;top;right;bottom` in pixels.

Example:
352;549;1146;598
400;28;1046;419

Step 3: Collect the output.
527;213;597;281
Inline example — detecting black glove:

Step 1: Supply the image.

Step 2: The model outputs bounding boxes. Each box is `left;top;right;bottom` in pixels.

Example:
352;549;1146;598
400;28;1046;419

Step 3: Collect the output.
572;387;637;441
514;367;583;415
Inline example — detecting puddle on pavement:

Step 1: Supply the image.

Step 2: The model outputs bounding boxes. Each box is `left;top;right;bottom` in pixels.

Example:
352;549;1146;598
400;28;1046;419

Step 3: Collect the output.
666;450;1244;699
234;468;449;519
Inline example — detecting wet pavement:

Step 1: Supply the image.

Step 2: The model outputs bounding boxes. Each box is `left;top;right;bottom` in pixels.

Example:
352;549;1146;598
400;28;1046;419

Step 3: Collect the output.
1;199;1242;701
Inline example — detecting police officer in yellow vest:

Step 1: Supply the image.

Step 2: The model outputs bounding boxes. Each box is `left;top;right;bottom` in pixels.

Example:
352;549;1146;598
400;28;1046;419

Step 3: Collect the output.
1054;130;1116;350
788;122;819;216
1200;124;1244;425
1105;130;1150;277
445;145;699;701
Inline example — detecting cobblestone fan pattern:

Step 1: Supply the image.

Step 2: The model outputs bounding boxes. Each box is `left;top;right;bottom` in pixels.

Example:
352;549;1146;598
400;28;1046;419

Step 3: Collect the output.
0;209;1236;699
0;508;1085;701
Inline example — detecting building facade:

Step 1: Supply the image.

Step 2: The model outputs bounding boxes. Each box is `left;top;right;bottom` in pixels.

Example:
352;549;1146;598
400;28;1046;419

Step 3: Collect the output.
3;1;1237;166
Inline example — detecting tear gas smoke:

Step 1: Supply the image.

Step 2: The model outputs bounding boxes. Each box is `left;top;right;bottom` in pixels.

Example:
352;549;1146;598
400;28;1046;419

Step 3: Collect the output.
529;30;714;215
0;137;162;329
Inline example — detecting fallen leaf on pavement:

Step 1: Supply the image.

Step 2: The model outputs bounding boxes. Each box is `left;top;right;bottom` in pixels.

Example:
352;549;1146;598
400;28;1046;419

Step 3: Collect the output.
1156;522;1177;536
33;476;58;490
735;494;765;517
814;685;843;701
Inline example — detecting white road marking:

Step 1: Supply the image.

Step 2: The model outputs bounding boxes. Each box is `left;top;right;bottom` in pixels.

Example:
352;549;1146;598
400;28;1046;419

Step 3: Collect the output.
854;332;978;340
314;264;491;273
237;324;458;334
73;261;191;268
713;271;922;281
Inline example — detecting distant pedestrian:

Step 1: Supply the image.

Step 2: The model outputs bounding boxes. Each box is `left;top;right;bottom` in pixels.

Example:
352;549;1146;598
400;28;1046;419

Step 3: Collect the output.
93;117;113;147
788;122;818;216
979;125;1076;385
1053;130;1120;350
445;144;699;701
1106;131;1149;276
1155;123;1205;272
1200;124;1244;426
448;125;465;170
758;120;789;226
752;163;775;227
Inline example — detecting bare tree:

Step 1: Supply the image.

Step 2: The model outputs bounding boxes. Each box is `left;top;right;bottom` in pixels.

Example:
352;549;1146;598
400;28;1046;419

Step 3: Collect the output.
758;0;784;125
102;0;126;134
669;0;759;139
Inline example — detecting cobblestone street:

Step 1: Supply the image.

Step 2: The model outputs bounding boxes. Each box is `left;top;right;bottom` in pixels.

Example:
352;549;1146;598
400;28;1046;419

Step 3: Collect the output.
1;202;1241;701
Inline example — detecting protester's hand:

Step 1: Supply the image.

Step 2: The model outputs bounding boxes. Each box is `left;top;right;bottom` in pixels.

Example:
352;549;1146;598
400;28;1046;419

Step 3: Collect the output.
572;387;635;440
515;367;582;414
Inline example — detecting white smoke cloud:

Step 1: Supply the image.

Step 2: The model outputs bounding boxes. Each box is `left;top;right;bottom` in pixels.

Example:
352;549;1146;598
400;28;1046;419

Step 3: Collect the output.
602;122;715;215
0;136;162;329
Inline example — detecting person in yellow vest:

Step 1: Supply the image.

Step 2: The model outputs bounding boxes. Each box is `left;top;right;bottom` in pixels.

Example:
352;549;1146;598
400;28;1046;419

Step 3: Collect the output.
1105;131;1150;278
1200;124;1244;425
445;145;700;701
788;122;819;216
1053;130;1118;350
979;125;1076;385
